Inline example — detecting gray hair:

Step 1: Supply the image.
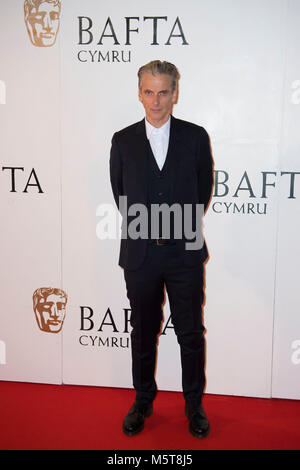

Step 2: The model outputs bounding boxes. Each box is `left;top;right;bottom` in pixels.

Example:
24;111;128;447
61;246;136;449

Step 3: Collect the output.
138;60;179;92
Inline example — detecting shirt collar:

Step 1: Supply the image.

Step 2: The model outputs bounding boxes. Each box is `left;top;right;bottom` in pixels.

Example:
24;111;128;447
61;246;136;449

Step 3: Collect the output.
145;115;171;139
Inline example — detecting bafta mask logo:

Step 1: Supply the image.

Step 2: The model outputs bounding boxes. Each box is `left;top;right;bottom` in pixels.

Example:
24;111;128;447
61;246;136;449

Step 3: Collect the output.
33;287;67;333
24;0;61;47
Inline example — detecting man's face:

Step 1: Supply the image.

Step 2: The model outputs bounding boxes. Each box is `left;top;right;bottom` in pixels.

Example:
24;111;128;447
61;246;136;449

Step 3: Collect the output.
26;1;60;47
138;72;176;128
34;293;66;333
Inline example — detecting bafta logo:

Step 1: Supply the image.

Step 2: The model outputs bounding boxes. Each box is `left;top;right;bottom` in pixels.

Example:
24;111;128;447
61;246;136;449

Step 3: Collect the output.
24;0;61;47
33;287;67;333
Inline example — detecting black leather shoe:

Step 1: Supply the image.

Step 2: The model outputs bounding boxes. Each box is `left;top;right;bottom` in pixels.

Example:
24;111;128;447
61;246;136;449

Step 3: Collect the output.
185;403;210;438
123;402;153;436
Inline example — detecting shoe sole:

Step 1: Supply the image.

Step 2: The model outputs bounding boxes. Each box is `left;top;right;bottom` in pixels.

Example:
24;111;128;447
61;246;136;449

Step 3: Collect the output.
122;405;153;437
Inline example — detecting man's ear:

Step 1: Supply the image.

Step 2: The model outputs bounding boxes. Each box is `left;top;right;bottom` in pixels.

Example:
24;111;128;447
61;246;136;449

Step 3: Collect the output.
172;87;178;105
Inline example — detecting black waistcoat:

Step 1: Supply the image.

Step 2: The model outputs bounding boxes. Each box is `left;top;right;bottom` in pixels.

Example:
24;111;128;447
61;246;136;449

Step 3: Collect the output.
146;144;176;241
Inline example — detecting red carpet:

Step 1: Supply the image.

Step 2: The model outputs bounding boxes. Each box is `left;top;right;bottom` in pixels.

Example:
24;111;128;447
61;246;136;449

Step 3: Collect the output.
0;381;299;450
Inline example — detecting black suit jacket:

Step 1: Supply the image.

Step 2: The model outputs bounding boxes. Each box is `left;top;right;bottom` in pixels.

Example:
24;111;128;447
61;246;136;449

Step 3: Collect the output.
110;115;213;271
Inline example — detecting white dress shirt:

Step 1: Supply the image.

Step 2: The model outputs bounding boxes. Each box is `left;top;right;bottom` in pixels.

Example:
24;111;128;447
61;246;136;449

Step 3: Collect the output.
145;116;171;171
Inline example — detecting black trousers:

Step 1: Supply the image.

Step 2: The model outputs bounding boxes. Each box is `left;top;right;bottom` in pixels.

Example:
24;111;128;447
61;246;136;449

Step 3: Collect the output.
124;243;206;409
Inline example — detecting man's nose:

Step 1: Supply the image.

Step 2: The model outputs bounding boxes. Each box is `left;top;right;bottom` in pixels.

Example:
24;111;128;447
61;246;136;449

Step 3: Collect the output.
153;94;160;106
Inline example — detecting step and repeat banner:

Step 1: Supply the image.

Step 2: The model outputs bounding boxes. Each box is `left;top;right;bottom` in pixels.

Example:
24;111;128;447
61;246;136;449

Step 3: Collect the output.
0;0;299;400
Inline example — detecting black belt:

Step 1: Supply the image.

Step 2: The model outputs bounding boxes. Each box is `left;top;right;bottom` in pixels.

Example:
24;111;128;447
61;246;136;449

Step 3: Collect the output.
148;239;176;246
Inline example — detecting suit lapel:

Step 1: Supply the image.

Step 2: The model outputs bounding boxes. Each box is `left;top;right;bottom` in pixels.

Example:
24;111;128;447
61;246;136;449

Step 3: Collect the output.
134;118;149;204
167;115;182;200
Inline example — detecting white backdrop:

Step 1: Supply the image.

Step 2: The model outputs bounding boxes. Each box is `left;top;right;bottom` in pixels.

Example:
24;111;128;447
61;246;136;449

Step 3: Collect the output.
0;0;299;400
0;0;62;384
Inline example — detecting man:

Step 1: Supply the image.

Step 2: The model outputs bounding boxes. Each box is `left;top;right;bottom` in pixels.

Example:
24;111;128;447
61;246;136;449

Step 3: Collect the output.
110;60;213;438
